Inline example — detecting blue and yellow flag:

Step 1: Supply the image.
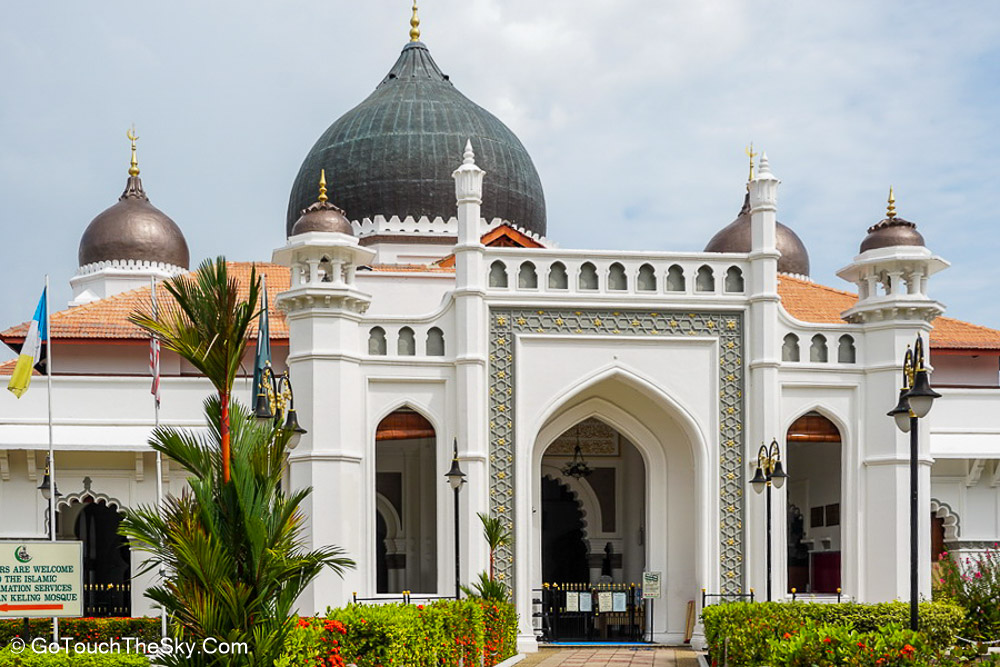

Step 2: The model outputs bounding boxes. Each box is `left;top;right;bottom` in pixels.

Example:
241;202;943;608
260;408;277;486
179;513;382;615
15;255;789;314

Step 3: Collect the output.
8;288;47;398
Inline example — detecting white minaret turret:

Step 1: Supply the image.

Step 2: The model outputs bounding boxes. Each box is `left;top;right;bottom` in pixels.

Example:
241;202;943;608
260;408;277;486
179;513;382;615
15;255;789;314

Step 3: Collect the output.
450;139;490;624
745;151;786;597
836;189;947;603
272;175;376;613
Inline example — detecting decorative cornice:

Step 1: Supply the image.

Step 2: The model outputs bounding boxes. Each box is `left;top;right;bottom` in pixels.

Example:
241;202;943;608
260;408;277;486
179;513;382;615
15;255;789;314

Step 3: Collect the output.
75;259;187;278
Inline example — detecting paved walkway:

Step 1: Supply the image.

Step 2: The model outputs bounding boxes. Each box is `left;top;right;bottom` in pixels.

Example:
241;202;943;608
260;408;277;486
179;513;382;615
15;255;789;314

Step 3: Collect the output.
517;647;700;666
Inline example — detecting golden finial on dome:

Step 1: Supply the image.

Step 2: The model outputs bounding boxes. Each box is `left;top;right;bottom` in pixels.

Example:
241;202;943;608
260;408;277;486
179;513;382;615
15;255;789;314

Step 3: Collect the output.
127;125;140;177
319;169;328;203
745;143;757;184
887;186;896;219
409;0;421;42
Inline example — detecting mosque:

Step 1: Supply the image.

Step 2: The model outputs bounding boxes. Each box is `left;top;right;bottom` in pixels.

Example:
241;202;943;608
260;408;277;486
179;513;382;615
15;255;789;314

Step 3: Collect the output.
2;7;999;650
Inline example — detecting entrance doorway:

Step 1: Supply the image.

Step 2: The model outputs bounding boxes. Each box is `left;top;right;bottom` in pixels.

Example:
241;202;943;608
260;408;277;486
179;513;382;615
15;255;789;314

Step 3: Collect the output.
786;412;843;594
540;418;647;585
57;498;130;616
374;407;438;594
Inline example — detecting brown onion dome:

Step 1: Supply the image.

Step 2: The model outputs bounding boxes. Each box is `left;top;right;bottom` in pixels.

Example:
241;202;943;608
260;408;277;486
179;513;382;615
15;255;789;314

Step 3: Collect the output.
290;171;354;236
78;175;189;269
704;193;811;276
859;189;924;252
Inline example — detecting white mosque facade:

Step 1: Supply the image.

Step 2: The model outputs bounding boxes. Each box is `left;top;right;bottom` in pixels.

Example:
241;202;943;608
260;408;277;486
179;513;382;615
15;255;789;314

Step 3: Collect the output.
2;22;1000;650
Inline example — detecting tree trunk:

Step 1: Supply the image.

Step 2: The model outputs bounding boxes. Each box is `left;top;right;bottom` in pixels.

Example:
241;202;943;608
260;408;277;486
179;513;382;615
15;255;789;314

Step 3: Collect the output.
221;390;231;483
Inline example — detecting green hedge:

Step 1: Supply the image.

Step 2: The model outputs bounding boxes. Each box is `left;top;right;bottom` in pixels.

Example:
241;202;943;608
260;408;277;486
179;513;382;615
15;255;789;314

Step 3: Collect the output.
0;620;159;647
0;647;148;667
276;599;518;667
701;601;965;666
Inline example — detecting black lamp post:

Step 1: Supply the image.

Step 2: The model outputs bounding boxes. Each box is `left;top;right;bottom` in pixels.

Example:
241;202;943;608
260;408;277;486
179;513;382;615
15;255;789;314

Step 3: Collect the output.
887;334;940;631
253;363;307;448
444;439;466;600
751;438;788;601
37;456;62;540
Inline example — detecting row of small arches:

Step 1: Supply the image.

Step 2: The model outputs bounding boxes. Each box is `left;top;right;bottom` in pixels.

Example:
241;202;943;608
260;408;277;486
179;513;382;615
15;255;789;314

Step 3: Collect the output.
488;261;745;293
369;327;445;356
782;333;856;363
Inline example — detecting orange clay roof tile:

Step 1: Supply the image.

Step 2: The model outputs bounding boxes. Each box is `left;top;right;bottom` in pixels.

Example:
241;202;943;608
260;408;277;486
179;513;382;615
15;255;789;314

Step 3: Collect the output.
1;263;291;345
3;264;998;352
777;274;1000;350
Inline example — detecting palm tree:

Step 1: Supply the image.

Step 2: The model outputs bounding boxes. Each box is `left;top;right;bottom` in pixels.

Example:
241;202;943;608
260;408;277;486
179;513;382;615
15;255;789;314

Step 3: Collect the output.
130;257;259;483
478;512;512;581
120;397;354;666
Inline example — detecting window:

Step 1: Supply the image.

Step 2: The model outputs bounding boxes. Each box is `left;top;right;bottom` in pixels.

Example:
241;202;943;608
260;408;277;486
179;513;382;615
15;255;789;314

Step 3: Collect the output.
398;327;416;356
548;262;568;289
637;264;657;291
810;334;828;362
579;262;599;290
608;263;628;290
369;327;387;355
518;262;538;289
724;266;744;293
696;265;715;292
782;334;800;362
426;328;445;356
837;335;856;363
489;261;508;288
667;265;685;292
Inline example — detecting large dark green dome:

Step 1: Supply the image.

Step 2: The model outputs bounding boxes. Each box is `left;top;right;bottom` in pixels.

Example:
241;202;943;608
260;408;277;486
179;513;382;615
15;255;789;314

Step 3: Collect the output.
286;41;546;236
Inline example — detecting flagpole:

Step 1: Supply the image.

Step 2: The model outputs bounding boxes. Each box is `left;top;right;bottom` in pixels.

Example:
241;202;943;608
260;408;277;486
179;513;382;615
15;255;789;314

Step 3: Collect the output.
151;277;167;639
44;275;58;642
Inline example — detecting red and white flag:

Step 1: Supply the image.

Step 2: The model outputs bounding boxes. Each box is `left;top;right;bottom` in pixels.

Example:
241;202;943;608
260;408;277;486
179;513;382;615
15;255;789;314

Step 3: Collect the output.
150;282;161;407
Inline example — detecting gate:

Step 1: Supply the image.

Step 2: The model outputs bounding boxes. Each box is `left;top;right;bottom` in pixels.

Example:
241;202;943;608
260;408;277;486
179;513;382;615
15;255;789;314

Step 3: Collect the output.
535;582;646;642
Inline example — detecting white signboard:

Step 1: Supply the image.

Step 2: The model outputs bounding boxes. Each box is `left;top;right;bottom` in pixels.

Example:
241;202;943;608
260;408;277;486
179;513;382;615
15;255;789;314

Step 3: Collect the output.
641;571;662;599
579;591;592;612
0;542;83;618
612;591;627;612
565;591;579;612
597;591;613;613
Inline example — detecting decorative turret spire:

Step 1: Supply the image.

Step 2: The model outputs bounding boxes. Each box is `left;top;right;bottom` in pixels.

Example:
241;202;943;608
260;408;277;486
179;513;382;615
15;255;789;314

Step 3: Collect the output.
887;186;896;219
745;142;757;185
462;139;475;165
127;125;140;177
409;0;421;42
319;169;328;203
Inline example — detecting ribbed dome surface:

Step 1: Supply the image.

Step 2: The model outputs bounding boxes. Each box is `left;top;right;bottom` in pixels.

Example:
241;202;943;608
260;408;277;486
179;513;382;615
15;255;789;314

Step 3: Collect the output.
286;41;546;236
78;176;189;269
704;193;811;276
859;217;924;253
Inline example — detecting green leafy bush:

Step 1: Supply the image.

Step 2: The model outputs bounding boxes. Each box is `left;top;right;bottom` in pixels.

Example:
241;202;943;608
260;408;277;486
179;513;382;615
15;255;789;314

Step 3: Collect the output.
766;622;924;667
701;600;965;666
0;646;148;666
276;599;518;667
0;619;159;647
936;546;1000;642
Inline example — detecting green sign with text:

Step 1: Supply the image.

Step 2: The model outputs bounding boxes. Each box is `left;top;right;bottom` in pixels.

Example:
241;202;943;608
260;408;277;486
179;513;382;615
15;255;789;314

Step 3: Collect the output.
0;542;83;618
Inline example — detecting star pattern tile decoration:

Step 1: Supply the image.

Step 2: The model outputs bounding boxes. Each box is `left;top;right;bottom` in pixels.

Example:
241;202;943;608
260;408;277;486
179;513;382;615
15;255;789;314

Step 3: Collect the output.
489;308;746;593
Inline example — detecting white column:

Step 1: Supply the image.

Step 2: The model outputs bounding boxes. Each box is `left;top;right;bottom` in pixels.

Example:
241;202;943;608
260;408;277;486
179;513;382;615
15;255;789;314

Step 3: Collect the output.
747;153;786;599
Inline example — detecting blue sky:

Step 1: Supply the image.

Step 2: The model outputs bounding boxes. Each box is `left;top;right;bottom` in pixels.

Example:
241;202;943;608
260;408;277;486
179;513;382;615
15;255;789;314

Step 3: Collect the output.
2;1;999;359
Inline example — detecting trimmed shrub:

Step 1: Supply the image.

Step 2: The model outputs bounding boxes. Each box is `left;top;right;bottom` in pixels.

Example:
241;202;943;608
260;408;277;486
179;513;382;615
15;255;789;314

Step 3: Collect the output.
701;600;965;666
0;646;149;666
0;619;159;647
766;622;924;667
276;599;518;667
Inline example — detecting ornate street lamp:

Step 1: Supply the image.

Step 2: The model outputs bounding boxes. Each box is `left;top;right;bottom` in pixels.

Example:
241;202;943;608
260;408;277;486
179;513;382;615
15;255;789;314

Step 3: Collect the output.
37;456;61;540
751;438;787;601
253;362;307;448
444;439;466;600
887;334;940;631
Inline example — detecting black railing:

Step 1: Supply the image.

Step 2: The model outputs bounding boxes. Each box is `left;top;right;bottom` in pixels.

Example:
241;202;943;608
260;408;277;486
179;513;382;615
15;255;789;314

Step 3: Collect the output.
84;582;131;617
700;588;755;610
790;587;842;603
536;582;646;643
351;591;458;605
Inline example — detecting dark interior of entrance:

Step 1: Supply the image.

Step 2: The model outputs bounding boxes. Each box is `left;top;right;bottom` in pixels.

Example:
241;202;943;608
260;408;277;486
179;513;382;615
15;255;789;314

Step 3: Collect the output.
541;477;589;582
57;498;131;616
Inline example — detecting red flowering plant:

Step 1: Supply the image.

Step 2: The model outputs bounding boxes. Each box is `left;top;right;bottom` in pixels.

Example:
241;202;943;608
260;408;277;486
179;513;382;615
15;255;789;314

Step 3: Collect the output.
935;546;1000;643
0;617;160;645
766;622;927;667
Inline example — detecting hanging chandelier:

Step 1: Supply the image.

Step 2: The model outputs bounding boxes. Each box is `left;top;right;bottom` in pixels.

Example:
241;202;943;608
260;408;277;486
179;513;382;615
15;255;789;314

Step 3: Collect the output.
561;433;593;479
